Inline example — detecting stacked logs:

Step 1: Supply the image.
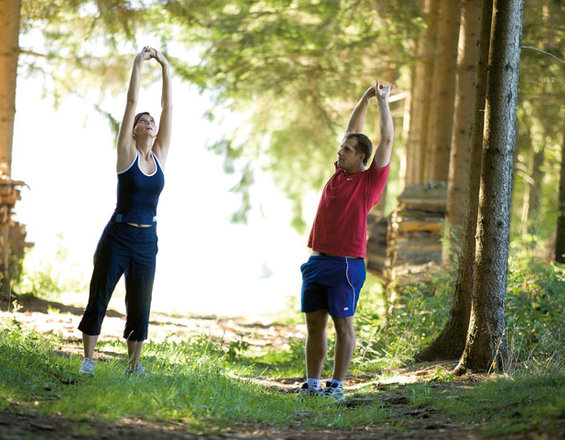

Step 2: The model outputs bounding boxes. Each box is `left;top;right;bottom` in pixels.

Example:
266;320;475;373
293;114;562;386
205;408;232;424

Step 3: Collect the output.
367;182;446;286
366;213;388;278
0;171;32;296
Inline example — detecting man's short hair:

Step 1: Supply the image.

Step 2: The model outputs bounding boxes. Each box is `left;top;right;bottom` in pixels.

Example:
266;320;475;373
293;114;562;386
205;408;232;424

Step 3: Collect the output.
345;132;372;165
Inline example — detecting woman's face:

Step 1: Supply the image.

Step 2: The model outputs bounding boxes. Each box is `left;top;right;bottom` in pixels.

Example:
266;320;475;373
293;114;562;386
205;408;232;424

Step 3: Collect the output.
133;114;157;139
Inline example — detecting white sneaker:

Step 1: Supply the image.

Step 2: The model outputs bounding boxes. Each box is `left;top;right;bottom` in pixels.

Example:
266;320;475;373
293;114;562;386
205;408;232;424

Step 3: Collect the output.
299;382;323;398
78;358;95;376
125;363;147;377
324;381;345;401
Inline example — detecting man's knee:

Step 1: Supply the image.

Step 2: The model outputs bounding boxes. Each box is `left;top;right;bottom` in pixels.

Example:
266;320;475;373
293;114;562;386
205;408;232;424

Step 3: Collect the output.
306;310;329;334
333;316;355;339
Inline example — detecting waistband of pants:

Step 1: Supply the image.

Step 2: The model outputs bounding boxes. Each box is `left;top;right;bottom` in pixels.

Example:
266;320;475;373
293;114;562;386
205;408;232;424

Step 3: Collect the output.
112;213;156;227
311;251;363;259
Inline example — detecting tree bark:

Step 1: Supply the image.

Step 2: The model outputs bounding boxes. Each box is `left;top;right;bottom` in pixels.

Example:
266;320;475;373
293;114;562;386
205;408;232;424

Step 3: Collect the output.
415;0;492;362
419;0;440;183
455;0;524;375
405;0;439;186
520;3;552;239
424;0;461;183
0;0;21;175
0;0;21;298
443;0;483;263
520;139;545;236
556;110;565;263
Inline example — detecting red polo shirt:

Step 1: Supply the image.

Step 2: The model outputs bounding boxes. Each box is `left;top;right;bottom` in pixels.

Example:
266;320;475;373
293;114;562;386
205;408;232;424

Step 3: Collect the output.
307;159;389;258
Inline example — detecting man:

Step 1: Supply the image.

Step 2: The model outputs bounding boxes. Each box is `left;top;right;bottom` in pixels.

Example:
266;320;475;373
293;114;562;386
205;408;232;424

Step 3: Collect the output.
300;80;394;401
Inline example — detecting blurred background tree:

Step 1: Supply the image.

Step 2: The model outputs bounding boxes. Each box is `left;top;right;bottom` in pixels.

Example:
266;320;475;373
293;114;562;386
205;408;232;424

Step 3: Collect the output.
3;0;564;287
512;0;564;259
159;0;421;230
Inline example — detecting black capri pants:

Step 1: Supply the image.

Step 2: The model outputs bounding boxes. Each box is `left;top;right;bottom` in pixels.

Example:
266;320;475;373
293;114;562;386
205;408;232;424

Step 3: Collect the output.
78;221;158;341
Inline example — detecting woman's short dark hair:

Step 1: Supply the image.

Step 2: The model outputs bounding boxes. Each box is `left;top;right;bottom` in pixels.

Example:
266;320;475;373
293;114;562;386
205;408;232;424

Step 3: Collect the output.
344;132;372;165
133;112;151;129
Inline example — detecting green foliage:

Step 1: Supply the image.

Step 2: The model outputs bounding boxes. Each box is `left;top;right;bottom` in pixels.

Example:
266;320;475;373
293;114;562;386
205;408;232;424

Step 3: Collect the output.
20;0;157;116
21;265;63;296
161;0;420;228
512;0;565;249
505;258;565;373
350;258;565;375
18;0;565;239
354;273;452;372
236;259;564;380
17;239;88;299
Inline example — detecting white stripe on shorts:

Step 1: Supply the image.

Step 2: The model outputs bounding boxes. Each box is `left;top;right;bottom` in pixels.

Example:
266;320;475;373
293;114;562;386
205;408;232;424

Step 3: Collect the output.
344;257;356;313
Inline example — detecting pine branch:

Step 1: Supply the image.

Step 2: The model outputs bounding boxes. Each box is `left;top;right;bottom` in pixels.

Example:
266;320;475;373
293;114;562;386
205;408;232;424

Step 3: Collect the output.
521;46;564;64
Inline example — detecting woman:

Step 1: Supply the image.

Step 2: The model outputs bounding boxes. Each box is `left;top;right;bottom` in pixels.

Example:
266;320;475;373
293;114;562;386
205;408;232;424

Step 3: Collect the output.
77;47;172;376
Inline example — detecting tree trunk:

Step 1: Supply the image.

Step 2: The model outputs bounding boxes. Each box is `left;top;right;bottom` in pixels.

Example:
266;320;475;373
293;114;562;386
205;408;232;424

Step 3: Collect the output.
405;0;439;186
520;139;545;236
424;0;461;183
0;0;21;298
556;110;565;263
405;36;422;187
455;0;524;374
419;0;440;183
415;0;492;362
0;0;21;175
516;120;533;236
443;0;483;263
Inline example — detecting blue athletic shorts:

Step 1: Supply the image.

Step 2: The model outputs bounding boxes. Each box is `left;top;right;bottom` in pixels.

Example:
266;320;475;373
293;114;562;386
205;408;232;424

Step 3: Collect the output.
300;255;366;318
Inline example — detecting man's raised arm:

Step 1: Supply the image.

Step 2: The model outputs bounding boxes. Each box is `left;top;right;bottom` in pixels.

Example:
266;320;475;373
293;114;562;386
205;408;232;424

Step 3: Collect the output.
372;82;394;168
344;86;376;134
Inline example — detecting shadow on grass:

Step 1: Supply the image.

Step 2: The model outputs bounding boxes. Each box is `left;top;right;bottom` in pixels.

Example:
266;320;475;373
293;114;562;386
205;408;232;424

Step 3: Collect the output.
1;292;123;318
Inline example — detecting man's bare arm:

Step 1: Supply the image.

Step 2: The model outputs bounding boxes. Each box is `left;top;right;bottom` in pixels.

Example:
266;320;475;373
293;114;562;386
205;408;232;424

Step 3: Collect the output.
344;86;376;135
373;82;394;168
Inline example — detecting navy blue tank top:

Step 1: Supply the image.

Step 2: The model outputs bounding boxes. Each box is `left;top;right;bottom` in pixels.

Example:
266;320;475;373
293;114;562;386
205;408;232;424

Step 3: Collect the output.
112;150;165;225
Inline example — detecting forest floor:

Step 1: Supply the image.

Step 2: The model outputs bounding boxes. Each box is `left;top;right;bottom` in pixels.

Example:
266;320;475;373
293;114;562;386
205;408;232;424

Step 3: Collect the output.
1;294;563;440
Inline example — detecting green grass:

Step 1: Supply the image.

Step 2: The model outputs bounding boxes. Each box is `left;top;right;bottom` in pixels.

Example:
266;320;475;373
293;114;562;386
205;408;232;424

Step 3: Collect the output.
408;374;565;437
1;258;564;437
0;318;390;432
1;313;564;437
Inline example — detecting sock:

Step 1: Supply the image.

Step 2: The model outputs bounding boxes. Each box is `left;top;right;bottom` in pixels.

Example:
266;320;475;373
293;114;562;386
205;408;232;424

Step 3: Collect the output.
307;378;321;389
330;379;343;388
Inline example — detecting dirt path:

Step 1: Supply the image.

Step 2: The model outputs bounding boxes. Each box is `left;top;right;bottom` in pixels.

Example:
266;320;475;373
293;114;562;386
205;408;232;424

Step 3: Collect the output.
1;295;561;439
1;293;305;351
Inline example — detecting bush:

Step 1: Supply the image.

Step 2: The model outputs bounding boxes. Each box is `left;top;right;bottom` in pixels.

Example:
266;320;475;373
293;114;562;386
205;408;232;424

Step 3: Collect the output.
351;258;565;373
506;258;565;372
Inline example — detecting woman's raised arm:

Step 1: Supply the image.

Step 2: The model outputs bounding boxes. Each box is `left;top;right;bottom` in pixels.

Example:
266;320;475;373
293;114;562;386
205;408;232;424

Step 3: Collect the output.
116;47;153;170
151;49;172;166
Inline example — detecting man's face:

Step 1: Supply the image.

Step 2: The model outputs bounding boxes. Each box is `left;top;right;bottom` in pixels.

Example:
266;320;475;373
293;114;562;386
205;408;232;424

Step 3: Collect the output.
337;137;364;172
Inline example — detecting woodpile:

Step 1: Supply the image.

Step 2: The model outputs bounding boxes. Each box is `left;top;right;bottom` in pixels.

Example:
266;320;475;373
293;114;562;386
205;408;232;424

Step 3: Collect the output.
366;213;388;278
367;182;446;286
0;171;32;295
